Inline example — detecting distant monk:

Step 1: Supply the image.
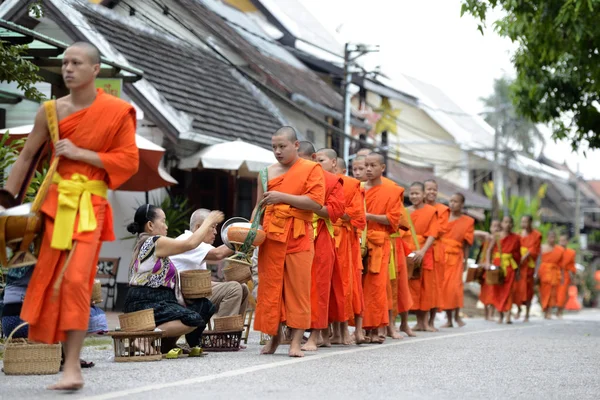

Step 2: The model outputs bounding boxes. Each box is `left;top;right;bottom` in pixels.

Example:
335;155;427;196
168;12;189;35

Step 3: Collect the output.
351;155;368;342
486;216;521;324
424;179;449;330
253;127;325;357
557;234;576;318
480;219;501;320
3;42;139;390
405;182;439;332
440;193;474;328
515;216;542;322
321;150;365;345
297;143;345;351
538;231;564;320
362;153;402;343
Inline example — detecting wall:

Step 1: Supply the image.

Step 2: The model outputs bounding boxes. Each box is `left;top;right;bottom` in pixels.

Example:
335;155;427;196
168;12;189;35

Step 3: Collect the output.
267;95;328;149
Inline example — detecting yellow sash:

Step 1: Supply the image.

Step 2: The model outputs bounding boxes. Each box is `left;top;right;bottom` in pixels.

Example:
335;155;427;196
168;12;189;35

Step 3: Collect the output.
493;252;518;276
520;246;535;268
313;213;334;239
51;173;108;250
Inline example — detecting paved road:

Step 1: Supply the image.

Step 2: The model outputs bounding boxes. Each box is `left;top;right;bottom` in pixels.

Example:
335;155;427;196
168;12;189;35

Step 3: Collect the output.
2;310;599;399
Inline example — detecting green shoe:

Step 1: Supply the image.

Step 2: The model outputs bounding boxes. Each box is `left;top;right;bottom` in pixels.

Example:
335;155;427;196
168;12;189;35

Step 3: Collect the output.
166;348;182;359
189;347;203;357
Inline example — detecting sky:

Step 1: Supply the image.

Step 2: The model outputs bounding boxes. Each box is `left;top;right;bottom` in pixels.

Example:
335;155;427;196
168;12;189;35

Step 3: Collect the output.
298;0;600;179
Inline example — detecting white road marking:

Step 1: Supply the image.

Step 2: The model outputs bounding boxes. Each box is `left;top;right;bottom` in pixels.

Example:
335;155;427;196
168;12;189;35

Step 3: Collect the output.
84;324;544;400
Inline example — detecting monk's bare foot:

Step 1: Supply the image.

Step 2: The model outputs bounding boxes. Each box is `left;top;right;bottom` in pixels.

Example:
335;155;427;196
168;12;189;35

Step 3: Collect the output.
441;321;453;328
506;320;513;325
301;337;318;352
261;334;280;355
341;330;354;345
400;325;417;337
48;369;84;391
320;336;332;348
354;331;367;344
289;345;305;358
515;309;521;320
330;335;343;345
369;331;385;344
523;317;530;323
412;324;426;332
455;318;466;328
425;325;438;332
386;326;403;340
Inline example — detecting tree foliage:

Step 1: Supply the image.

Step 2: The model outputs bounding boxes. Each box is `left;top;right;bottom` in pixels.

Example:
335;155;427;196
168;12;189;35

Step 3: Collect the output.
480;76;544;155
461;0;600;150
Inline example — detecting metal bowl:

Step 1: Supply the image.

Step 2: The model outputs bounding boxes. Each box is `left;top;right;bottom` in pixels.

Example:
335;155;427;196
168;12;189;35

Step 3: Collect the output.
220;217;250;250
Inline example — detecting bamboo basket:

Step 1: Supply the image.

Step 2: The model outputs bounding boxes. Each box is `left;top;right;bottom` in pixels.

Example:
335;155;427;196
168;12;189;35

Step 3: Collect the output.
118;309;156;332
466;266;481;283
108;330;163;362
223;259;252;283
3;322;62;375
180;269;212;299
201;330;243;352
213;315;244;332
485;267;505;285
92;280;102;304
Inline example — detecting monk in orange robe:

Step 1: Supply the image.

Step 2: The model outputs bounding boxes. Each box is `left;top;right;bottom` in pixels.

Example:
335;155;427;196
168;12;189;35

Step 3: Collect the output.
537;231;564;319
557;234;576;318
405;182;439;332
424;179;449;330
363;153;402;343
479;219;500;320
440;193;474;328
254;128;325;358
329;155;365;345
515;216;542;322
296;144;345;351
485;216;521;324
350;155;368;342
3;43;139;390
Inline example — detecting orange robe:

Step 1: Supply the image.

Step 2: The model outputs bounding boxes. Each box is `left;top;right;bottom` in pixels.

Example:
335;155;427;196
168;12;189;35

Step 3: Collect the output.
490;234;521;312
557;247;576;307
333;175;365;321
515;230;542;305
255;158;325;335
363;182;402;330
478;239;493;306
310;171;345;329
538;246;565;309
350;185;366;322
440;215;474;310
395;238;413;313
406;204;440;311
22;90;139;343
432;203;449;309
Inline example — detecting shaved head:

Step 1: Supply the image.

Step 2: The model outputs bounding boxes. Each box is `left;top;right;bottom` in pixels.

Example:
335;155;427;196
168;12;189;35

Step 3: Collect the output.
410;181;425;191
356;148;372;157
273;126;298;142
190;208;211;231
69;41;101;65
298;141;316;159
336;157;347;170
365;152;385;164
316;148;337;160
354;155;366;163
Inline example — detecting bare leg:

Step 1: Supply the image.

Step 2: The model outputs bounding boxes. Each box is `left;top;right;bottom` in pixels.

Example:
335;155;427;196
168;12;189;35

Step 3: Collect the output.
261;324;282;355
544;308;552;320
157;320;195;337
354;315;366;344
506;310;512;324
319;328;332;347
426;309;439;332
301;330;320;352
48;330;86;391
330;322;343;344
413;311;426;331
484;305;491;321
399;312;416;337
369;329;385;344
340;322;353;345
524;301;531;322
289;328;305;357
557;308;564;319
498;312;504;324
386;311;402;339
515;305;522;320
441;310;454;328
454;309;466;327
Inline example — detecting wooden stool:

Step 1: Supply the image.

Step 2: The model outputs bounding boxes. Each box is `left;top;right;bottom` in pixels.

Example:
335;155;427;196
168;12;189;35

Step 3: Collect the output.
108;331;163;362
242;308;253;344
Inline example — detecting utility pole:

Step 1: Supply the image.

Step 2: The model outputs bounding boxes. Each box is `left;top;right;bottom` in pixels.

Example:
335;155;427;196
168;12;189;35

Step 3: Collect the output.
341;43;378;165
492;124;501;220
575;161;582;262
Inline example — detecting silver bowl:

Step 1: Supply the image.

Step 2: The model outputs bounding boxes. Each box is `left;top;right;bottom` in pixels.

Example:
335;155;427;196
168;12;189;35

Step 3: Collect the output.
220;217;250;250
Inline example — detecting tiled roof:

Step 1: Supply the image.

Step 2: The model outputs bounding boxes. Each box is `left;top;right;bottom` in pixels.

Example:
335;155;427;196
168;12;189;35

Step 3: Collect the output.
179;0;343;110
387;160;492;210
77;4;281;149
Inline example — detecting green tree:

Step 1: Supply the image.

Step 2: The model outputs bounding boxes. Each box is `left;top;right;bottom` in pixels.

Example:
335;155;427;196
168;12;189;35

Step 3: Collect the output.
461;0;600;150
481;76;544;156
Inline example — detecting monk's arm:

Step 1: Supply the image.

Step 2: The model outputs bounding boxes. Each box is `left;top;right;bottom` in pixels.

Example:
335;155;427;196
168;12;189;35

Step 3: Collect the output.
4;106;49;196
420;236;435;253
315;206;330;218
463;244;470;270
251;174;265;221
366;213;390;225
205;245;235;261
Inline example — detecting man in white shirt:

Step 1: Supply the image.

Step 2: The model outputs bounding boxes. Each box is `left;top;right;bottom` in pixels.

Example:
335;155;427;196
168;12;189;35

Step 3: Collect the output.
171;209;249;318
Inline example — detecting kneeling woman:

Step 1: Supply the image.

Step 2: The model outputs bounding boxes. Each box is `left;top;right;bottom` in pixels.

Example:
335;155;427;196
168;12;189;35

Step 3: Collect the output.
125;204;223;354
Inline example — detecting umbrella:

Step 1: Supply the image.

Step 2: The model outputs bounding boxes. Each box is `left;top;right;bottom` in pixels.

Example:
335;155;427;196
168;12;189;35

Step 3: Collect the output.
1;125;177;195
178;139;275;176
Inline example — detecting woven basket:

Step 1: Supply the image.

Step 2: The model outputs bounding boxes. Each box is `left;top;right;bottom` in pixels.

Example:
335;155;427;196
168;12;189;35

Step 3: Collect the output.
485;267;505;285
118;309;156;332
201;330;243;352
3;322;62;375
92;280;102;304
223;259;252;283
109;330;163;362
180;269;212;299
213;315;244;332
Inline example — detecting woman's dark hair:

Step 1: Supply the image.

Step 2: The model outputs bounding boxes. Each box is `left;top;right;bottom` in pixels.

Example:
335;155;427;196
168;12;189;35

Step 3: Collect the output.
127;204;160;234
